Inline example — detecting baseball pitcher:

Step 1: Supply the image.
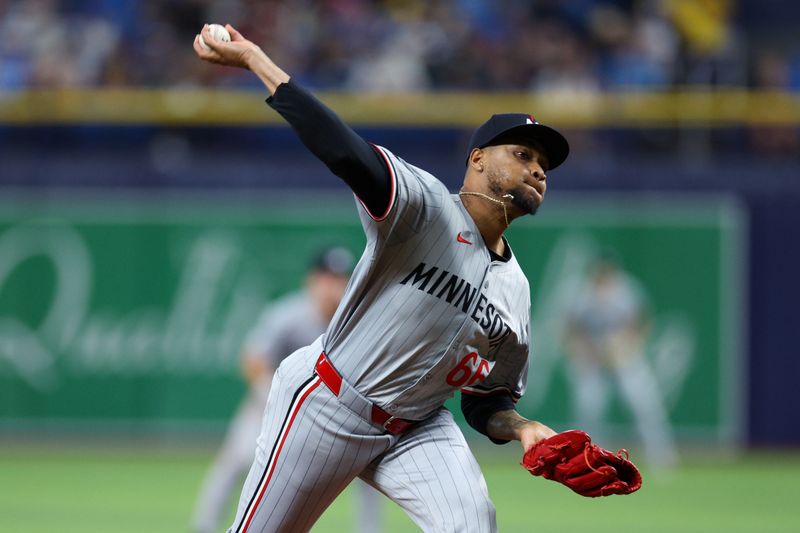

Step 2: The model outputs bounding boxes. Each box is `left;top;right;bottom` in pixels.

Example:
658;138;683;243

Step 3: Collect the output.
194;22;638;533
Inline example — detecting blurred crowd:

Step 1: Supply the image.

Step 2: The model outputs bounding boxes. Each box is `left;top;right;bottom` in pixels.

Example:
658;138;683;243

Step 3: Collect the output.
1;0;798;92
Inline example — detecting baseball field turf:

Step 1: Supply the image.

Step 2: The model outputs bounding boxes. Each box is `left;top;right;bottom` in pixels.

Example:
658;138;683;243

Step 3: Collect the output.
1;443;797;533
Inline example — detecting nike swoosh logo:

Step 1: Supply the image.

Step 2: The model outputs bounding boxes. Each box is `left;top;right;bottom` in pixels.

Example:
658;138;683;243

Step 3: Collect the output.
457;232;473;245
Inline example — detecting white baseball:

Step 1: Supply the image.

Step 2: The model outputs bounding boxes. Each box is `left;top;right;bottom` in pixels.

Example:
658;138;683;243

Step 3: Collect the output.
199;24;231;51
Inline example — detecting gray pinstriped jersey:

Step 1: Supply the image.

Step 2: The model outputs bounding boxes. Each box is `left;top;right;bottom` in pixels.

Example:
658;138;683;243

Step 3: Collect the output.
322;146;532;421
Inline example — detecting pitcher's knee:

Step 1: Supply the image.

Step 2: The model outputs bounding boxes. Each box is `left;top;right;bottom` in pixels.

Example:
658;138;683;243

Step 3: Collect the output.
432;491;497;533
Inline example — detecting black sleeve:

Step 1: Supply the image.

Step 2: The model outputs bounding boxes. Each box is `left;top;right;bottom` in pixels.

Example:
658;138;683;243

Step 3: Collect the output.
266;80;392;217
461;392;516;445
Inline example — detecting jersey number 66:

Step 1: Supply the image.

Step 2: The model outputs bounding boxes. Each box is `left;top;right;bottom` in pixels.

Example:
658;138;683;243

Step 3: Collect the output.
446;351;492;387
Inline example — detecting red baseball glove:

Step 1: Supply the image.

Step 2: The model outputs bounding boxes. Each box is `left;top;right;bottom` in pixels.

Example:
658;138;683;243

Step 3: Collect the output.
521;430;642;497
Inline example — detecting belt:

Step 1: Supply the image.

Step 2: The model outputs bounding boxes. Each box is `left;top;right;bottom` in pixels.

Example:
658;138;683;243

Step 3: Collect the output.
314;352;415;436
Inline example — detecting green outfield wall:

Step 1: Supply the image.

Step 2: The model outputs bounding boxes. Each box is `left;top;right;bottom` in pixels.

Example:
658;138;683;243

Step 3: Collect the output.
0;192;745;444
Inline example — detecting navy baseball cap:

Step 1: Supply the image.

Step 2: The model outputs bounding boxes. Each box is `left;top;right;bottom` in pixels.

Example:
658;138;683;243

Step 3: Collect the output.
310;246;354;277
467;113;569;170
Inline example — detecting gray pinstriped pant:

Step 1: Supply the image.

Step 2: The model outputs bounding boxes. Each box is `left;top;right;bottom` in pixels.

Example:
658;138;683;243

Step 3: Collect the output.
227;344;497;533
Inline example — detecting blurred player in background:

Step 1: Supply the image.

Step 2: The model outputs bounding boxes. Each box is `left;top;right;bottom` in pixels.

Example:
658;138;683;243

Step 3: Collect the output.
192;246;384;533
563;251;677;468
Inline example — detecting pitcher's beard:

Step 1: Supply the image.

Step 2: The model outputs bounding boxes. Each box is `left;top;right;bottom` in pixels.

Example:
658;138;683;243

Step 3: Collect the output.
508;185;540;216
487;174;539;217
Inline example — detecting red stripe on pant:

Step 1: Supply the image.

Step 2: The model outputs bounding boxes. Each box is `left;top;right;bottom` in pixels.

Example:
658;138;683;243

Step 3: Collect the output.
239;376;322;532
